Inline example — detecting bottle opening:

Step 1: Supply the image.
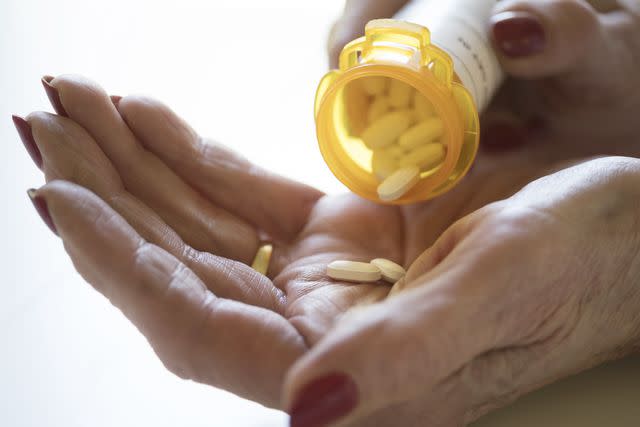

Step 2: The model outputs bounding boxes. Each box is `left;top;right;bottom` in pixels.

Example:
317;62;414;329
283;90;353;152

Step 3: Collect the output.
324;74;450;203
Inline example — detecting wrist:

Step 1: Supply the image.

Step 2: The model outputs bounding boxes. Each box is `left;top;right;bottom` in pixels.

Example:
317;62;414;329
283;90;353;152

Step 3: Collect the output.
583;156;640;360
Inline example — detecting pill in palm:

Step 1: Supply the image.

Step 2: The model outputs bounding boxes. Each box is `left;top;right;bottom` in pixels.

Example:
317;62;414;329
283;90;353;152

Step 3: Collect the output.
398;118;445;150
399;143;446;171
377;165;421;201
361;76;389;96
327;260;382;283
370;258;406;283
367;96;391;123
388;79;413;109
361;111;413;149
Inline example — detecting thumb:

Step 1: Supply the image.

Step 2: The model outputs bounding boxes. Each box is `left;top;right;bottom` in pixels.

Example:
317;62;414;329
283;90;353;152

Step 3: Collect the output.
328;0;410;69
490;0;608;78
282;276;490;427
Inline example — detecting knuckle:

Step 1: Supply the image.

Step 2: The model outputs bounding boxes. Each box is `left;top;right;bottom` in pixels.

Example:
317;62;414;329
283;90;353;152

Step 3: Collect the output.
196;136;248;173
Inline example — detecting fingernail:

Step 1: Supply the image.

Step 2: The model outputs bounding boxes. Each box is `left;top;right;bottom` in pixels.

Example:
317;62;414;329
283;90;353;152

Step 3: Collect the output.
491;12;546;58
481;121;527;152
289;373;358;427
110;95;122;108
27;189;58;235
12;115;43;169
41;75;68;117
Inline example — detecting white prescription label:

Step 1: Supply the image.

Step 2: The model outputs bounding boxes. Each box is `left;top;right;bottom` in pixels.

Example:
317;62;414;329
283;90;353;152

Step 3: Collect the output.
395;0;503;111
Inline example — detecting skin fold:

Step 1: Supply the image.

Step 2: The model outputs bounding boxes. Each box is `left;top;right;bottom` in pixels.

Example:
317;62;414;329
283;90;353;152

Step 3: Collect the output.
17;0;640;425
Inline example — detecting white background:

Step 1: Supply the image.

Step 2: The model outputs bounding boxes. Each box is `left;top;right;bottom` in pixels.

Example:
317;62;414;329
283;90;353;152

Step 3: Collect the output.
0;1;638;426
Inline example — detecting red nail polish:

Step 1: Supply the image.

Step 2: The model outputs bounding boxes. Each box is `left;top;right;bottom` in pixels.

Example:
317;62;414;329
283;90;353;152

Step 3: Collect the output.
481;121;527;152
289;373;358;427
12;115;43;169
110;95;122;108
27;189;58;235
41;75;68;117
492;12;545;58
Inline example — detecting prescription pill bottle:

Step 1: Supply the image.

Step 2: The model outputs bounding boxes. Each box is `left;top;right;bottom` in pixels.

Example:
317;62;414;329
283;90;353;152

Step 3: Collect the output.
315;0;503;204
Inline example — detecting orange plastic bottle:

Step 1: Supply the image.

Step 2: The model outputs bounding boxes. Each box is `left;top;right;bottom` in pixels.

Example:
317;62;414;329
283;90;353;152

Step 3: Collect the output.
315;0;503;204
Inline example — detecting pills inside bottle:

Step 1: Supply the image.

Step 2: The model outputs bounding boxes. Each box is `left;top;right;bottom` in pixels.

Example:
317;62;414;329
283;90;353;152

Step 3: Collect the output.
315;1;503;204
333;75;451;202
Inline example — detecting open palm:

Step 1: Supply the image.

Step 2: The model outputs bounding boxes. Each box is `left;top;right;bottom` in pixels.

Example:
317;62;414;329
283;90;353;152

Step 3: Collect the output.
23;75;636;411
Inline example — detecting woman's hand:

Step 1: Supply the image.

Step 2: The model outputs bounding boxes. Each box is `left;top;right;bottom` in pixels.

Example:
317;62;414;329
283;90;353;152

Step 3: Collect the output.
282;156;640;427
14;72;640;424
328;0;640;152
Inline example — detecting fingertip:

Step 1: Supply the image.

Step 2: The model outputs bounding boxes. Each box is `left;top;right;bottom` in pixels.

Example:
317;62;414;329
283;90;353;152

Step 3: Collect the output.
47;74;110;103
491;0;603;78
110;95;122;109
116;94;166;113
41;75;68;117
326;20;359;70
27;187;58;235
36;179;82;205
491;11;546;59
288;372;359;427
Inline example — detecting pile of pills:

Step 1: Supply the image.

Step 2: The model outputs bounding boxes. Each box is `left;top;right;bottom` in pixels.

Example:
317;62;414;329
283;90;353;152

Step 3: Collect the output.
327;258;406;284
357;77;447;202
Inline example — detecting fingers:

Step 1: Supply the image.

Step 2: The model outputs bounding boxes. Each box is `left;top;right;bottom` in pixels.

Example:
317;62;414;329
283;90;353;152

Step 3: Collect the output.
25;111;285;312
35;181;306;407
327;0;410;68
42;75;258;262
282;267;490;427
490;0;639;83
115;95;323;243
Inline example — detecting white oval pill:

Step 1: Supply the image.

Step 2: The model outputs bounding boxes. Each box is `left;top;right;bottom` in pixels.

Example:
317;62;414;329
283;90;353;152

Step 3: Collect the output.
327;260;382;283
399;143;446;171
398;118;445;150
370;258;406;283
367;96;390;124
388;79;413;109
361;111;413;149
377;165;421;202
361;76;389;96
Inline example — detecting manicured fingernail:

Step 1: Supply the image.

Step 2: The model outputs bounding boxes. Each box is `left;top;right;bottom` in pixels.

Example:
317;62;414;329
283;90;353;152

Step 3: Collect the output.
41;75;68;117
12;115;43;169
110;95;122;108
481;121;527;152
491;12;546;58
27;189;58;235
289;373;358;427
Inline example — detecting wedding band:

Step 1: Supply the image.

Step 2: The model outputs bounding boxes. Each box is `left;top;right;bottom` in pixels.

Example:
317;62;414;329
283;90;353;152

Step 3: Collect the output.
251;243;273;276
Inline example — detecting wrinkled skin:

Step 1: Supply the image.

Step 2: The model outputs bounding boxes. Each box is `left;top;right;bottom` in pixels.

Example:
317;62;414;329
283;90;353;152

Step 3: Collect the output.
17;2;640;425
24;74;640;427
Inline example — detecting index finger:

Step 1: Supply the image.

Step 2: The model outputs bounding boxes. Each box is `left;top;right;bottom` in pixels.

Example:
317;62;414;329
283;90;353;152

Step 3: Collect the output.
328;0;410;69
